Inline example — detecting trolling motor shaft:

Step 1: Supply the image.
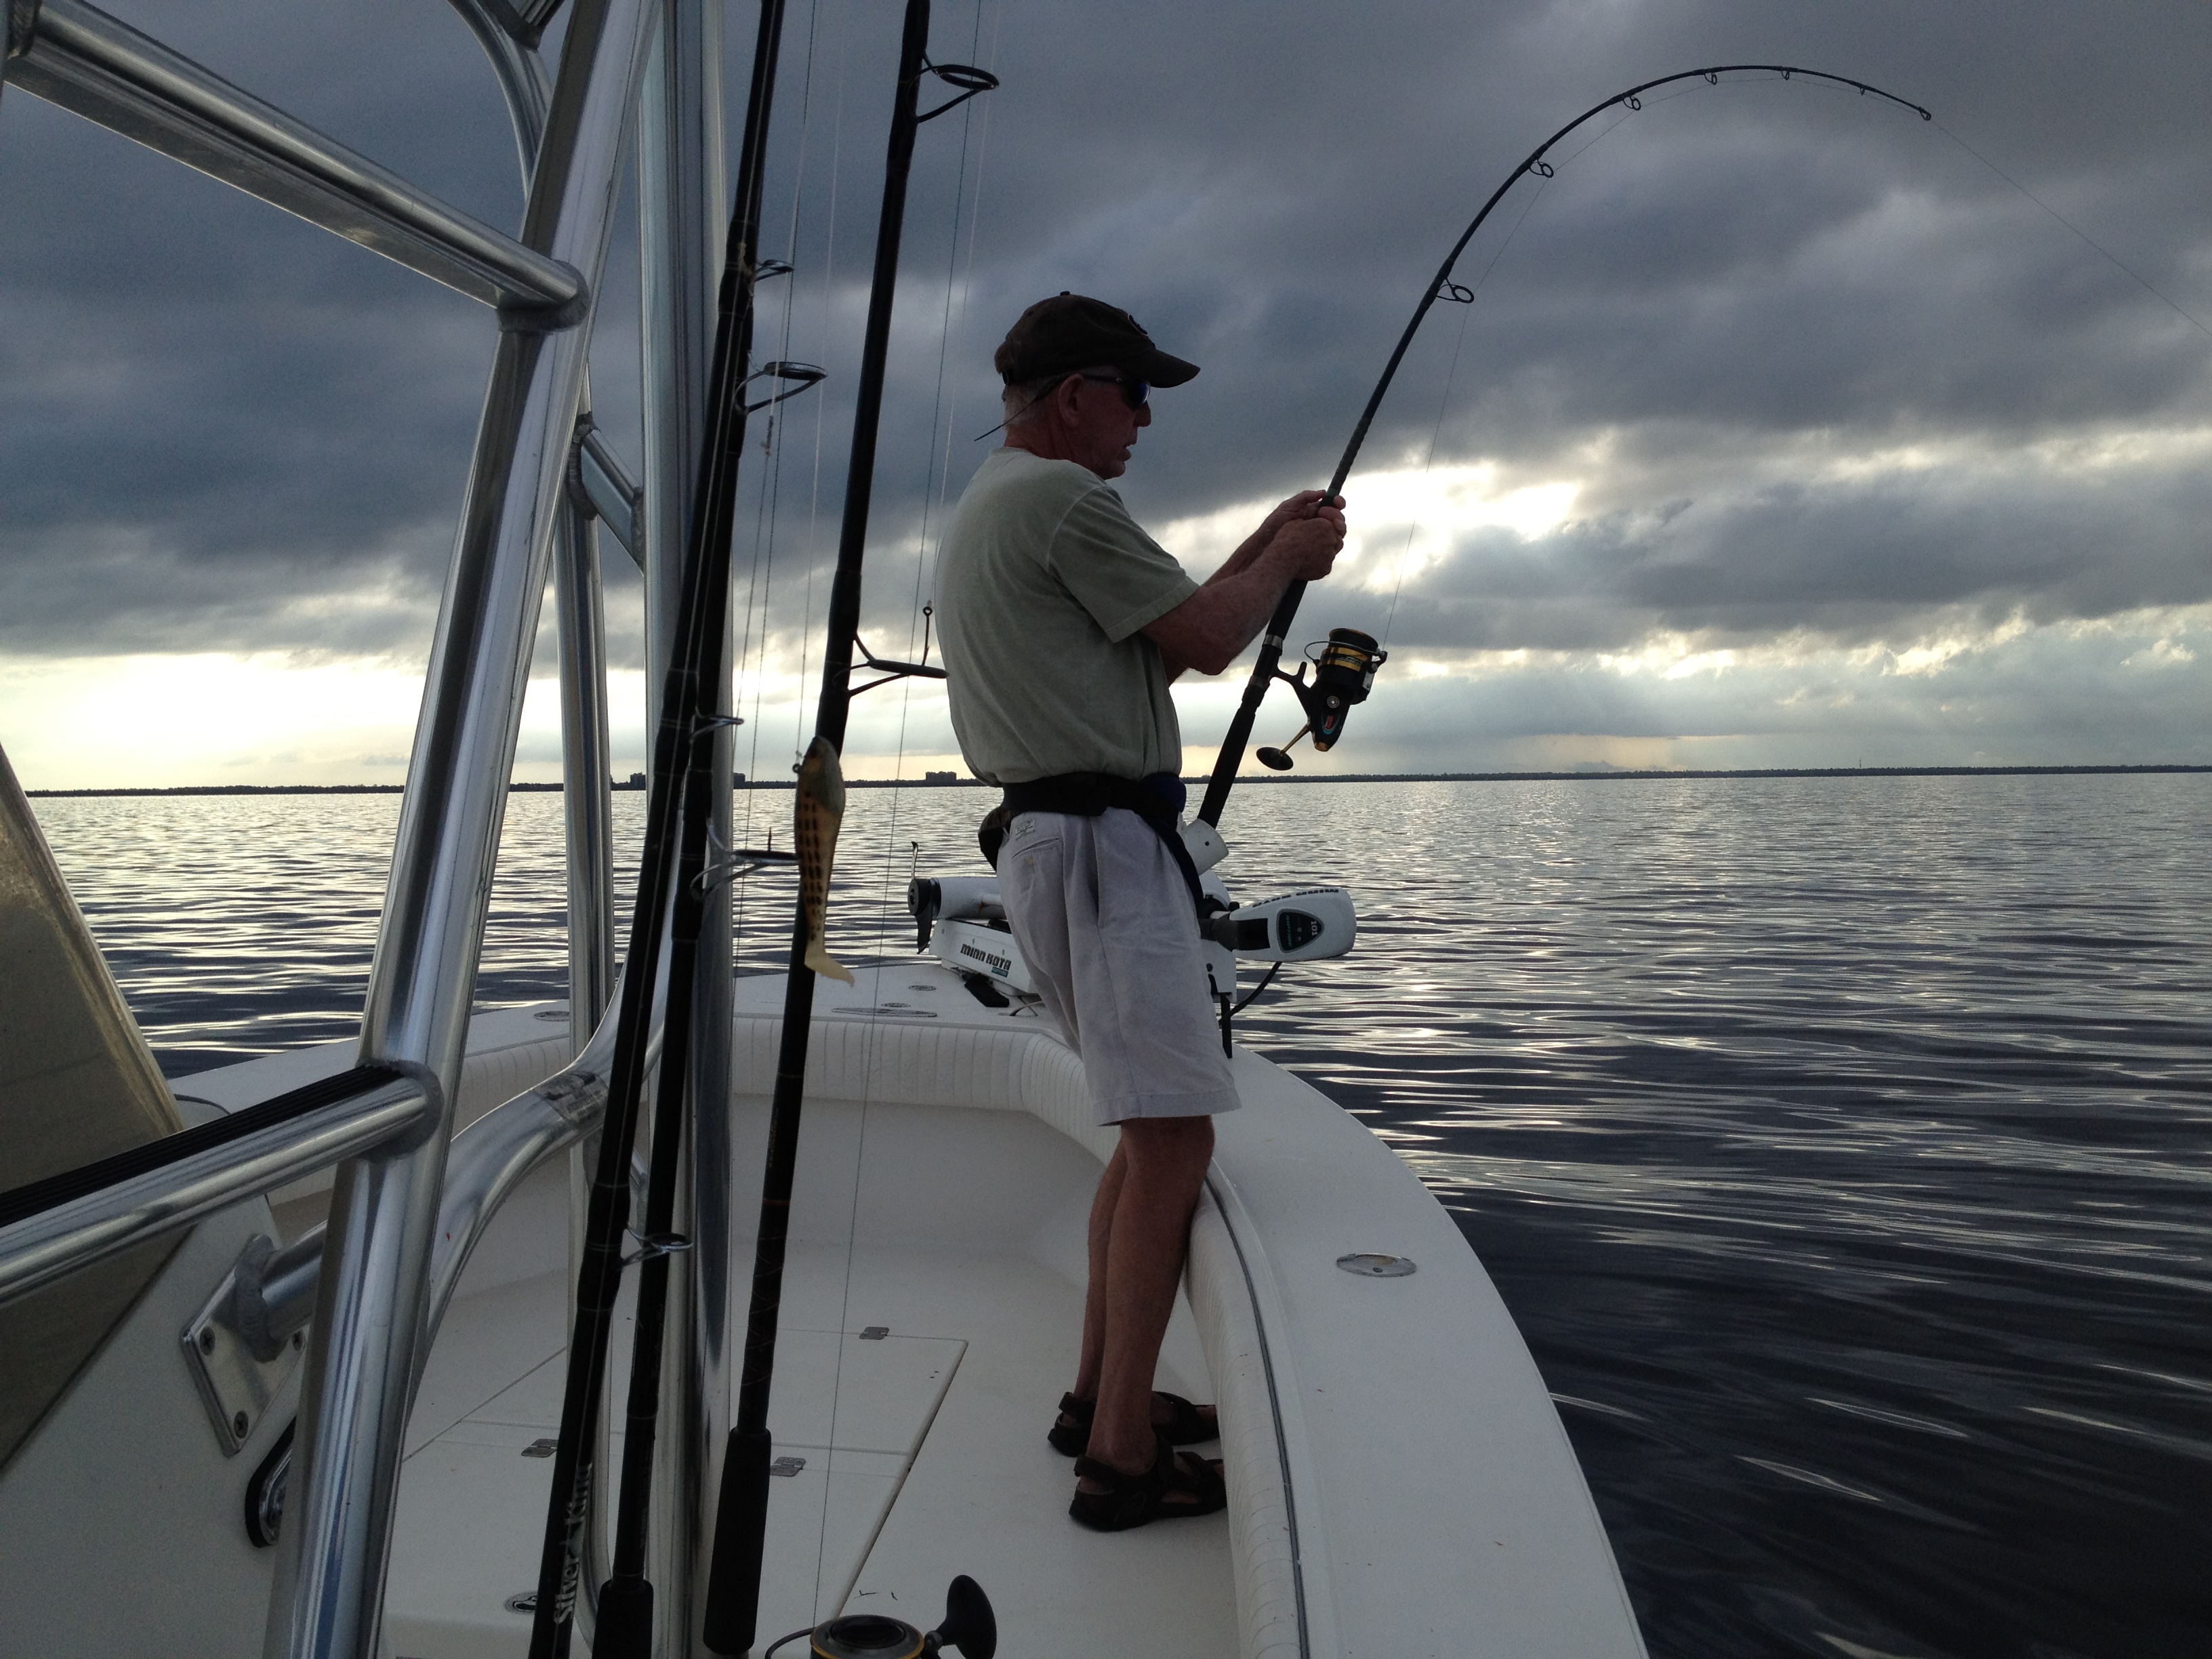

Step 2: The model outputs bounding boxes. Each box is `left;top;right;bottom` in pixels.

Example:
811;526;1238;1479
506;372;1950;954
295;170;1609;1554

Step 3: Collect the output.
1254;627;1388;770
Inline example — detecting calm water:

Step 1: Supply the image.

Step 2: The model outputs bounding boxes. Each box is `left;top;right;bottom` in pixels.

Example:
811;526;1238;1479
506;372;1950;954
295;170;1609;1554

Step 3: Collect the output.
33;775;2212;1658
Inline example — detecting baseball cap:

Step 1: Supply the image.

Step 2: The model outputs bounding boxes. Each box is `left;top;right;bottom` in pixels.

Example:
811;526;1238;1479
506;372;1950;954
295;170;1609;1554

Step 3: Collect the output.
994;293;1200;388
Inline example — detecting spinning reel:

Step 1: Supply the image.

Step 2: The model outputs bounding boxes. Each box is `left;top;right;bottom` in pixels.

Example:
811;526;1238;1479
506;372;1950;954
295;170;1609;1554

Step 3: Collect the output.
1254;628;1387;771
766;1574;996;1659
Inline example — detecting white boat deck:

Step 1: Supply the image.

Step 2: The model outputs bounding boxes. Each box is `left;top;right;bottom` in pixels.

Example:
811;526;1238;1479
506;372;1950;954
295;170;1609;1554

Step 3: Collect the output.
386;1235;1233;1658
12;964;1639;1658
382;966;1236;1658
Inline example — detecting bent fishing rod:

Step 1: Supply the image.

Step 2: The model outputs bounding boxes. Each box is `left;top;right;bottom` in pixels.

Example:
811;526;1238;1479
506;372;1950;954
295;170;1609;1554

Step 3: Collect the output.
525;0;815;1653
1193;64;1930;829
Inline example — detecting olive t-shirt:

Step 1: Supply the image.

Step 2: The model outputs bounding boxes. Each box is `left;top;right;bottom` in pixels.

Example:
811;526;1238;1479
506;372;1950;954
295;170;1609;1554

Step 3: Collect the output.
935;448;1200;785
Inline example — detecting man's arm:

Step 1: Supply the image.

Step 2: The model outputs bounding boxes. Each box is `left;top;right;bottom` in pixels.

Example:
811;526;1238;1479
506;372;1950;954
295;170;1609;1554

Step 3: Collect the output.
1144;494;1346;678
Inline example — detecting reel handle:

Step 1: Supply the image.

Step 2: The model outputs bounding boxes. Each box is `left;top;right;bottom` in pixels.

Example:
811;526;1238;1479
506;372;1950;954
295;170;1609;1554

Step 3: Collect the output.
1254;628;1388;771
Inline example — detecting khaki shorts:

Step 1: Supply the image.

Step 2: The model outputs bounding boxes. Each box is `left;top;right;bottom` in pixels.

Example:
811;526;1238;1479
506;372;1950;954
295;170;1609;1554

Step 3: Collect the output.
998;808;1240;1126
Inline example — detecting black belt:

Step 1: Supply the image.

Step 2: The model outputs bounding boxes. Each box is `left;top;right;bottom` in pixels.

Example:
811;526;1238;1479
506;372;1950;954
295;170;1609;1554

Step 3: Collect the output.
980;771;1208;916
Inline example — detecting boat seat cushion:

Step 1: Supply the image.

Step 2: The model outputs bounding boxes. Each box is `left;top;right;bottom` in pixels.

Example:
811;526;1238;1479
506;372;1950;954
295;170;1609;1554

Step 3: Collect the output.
731;1015;1117;1164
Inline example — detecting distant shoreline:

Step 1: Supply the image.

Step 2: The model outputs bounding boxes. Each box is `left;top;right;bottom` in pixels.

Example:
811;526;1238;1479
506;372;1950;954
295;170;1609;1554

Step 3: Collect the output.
24;763;2209;798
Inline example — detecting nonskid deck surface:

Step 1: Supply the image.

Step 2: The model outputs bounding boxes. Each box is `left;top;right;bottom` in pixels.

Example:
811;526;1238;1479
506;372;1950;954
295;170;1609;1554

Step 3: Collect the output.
388;1247;1229;1658
384;971;1233;1658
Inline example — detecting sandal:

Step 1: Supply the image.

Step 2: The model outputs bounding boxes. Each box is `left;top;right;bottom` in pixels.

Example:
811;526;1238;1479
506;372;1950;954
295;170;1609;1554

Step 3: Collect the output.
1048;1390;1217;1456
1069;1433;1227;1532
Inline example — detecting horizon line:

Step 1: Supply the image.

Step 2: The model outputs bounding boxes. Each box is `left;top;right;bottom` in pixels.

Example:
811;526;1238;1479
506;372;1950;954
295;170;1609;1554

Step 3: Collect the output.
23;762;2212;798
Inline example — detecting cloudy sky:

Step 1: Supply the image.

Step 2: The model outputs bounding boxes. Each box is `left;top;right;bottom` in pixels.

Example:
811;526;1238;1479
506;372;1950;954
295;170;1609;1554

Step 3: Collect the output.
2;0;2207;787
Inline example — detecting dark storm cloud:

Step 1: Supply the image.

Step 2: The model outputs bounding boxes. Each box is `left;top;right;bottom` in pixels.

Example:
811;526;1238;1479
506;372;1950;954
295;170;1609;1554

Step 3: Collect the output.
3;0;2209;681
1381;453;2212;653
0;0;526;654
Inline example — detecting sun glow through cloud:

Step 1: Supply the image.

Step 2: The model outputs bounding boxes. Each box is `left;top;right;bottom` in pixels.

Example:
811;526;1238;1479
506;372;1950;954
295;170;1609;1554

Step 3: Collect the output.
5;601;2205;791
1151;462;1580;590
0;654;430;790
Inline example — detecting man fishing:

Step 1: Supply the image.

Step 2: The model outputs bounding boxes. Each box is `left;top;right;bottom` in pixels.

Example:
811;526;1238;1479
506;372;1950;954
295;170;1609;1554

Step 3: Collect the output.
935;293;1346;1530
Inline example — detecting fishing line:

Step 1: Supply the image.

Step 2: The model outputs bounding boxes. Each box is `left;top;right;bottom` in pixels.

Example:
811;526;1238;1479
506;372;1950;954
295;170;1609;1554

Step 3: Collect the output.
792;0;856;781
888;0;1000;826
1553;106;1637;169
903;0;995;653
527;2;805;1651
875;0;998;963
740;20;844;1586
1375;102;1661;648
865;61;984;854
734;0;827;954
808;18;998;1604
1376;298;1467;650
735;410;779;876
714;8;1001;1643
1931;119;2212;344
874;0;1002;859
1378;180;1541;648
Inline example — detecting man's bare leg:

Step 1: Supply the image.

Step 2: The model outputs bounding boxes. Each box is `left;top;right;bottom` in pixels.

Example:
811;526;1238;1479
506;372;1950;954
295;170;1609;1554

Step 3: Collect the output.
1069;1140;1127;1403
1061;1139;1219;1451
1078;1115;1214;1485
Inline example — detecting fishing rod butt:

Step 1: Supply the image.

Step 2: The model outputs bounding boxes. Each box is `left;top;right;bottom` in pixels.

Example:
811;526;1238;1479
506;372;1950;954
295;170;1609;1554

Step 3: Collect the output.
703;1426;775;1653
593;1574;655;1659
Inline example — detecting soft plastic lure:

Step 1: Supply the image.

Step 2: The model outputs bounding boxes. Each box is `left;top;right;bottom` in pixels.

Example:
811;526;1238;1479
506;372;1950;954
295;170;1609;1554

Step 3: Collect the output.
794;735;853;984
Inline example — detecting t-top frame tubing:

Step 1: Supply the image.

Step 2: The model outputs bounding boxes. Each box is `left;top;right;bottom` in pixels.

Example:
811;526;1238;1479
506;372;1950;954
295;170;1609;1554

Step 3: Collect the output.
5;0;583;321
263;3;656;1656
0;1065;436;1309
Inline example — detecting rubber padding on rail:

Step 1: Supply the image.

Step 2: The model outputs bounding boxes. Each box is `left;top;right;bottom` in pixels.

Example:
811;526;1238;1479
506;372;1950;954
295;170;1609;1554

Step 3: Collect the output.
0;1063;415;1227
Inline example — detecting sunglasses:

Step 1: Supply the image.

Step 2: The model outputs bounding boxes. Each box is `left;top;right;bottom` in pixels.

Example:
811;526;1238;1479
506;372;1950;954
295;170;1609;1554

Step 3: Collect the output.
1079;372;1149;410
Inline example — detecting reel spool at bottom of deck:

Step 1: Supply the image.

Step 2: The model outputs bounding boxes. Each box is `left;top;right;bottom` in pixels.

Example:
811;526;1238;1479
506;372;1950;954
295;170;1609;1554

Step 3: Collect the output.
1256;627;1387;771
782;1574;996;1659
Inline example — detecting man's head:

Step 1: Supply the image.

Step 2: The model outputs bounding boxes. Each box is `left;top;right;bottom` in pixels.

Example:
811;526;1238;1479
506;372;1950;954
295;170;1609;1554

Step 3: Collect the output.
995;293;1198;479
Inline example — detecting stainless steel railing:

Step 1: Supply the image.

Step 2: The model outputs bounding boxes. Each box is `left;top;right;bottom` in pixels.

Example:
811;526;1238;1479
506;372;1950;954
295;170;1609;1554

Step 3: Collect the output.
3;0;720;1651
193;991;643;1366
3;0;583;323
0;1066;438;1309
268;2;653;1651
577;422;648;566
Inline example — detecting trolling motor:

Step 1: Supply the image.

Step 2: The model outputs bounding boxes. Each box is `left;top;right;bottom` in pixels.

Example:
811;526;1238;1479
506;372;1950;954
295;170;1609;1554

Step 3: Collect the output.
764;1574;997;1659
906;874;1003;951
1254;628;1388;771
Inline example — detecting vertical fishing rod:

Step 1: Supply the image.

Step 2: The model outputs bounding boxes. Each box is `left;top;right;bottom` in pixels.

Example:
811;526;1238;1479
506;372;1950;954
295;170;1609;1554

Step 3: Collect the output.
1194;64;1930;829
700;2;994;1649
525;2;798;1655
591;4;802;1650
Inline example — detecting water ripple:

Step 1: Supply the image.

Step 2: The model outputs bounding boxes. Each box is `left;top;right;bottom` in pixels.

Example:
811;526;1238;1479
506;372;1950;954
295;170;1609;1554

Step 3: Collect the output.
31;773;2212;1658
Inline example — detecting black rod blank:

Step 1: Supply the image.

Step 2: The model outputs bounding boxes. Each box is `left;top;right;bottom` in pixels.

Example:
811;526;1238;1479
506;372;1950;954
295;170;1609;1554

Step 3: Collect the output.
525;1;794;1655
703;0;983;1650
